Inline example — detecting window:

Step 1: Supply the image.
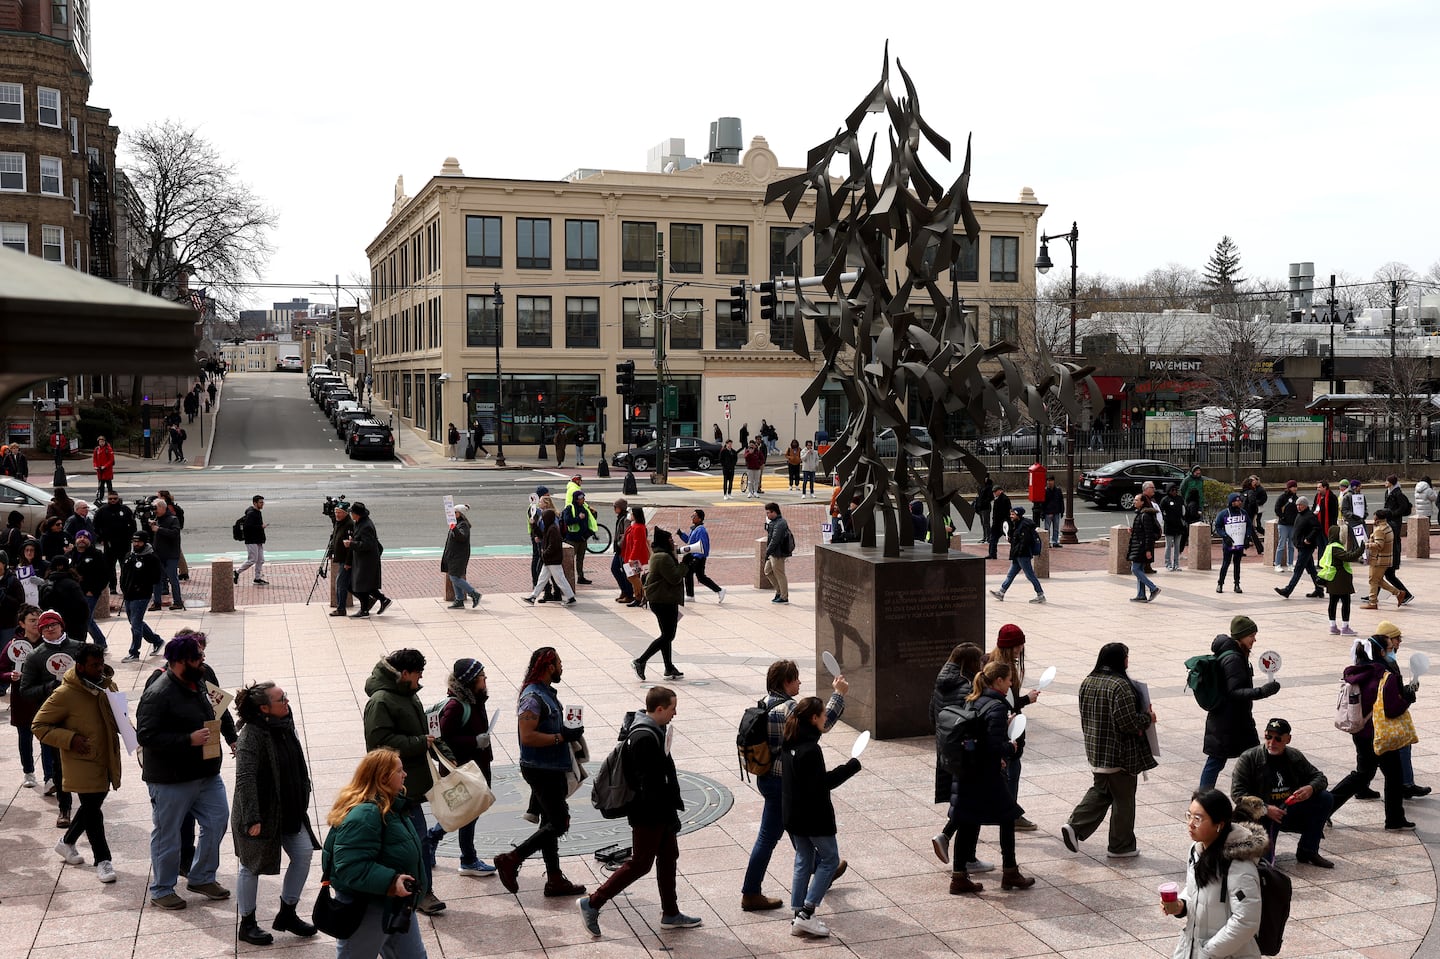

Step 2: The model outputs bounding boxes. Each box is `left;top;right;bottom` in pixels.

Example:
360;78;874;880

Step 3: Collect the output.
465;293;499;347
769;227;803;278
565;297;599;348
953;234;979;282
39;156;62;195
716;224;748;274
464;215;501;268
716;300;747;349
0;153;25;191
72;177;79;213
0;83;21;122
41;225;63;263
621;221;656;272
1;222;26;253
564;219;598;270
669;223;702;274
69;116;77;153
989;236;1019;282
72;239;79;269
622;298;654;348
516;218;551;270
989;306;1018;344
37;88;60;127
770;301;796;350
516;296;552;347
669;298;702;349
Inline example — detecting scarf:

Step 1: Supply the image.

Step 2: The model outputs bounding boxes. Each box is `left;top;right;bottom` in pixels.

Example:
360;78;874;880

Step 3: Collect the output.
263;713;309;831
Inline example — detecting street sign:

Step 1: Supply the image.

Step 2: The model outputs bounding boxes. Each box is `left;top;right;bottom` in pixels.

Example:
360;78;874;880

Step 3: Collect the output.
724;403;731;420
717;393;736;402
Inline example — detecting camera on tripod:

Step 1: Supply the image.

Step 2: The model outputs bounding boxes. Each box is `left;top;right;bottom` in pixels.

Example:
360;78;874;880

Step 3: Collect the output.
134;496;157;526
322;494;349;521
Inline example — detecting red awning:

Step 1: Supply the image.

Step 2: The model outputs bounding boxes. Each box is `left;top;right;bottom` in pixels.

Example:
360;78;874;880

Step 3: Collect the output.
1086;376;1126;400
1133;379;1207;395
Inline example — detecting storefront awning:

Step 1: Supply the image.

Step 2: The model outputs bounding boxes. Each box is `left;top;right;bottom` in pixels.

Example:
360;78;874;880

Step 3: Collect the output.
1130;379;1208;395
1085;376;1126;400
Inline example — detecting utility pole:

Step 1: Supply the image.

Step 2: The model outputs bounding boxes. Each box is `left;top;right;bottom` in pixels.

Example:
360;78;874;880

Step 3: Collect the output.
1327;274;1338;395
655;231;668;485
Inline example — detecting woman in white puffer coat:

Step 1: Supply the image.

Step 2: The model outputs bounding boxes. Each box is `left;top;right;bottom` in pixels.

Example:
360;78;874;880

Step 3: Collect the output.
1414;477;1436;525
1163;789;1267;959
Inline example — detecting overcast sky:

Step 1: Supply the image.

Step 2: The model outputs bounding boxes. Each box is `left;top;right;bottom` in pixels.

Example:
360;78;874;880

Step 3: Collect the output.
91;0;1439;313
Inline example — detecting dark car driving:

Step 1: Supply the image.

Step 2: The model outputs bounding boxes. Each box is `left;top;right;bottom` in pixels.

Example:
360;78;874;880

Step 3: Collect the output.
1078;459;1207;510
346;419;395;460
611;436;722;472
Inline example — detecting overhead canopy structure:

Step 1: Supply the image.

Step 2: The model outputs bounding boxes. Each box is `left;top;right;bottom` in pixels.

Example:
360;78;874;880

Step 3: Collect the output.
0;247;197;407
1306;393;1440;414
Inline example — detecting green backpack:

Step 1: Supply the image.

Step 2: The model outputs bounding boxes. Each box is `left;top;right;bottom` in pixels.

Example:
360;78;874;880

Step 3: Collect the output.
1184;649;1239;711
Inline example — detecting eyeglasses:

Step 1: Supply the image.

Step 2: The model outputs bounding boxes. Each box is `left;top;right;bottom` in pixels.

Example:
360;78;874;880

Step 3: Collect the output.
1183;813;1209;825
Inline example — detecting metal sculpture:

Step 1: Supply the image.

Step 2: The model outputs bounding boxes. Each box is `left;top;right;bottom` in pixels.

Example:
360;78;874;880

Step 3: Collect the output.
765;45;1094;557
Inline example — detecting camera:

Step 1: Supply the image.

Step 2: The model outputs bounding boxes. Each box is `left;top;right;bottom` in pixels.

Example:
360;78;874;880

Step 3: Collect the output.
383;878;418;934
322;494;348;520
134;497;157;526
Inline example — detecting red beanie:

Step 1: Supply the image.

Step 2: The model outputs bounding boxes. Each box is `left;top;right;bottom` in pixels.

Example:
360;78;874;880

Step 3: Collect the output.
997;624;1026;648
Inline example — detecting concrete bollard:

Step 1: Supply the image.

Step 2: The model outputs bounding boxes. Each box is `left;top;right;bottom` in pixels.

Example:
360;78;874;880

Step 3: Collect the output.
1265;519;1278;562
754;537;774;590
327;563;352;611
1032;540;1050;579
94;587;111;620
1405;516;1431;559
1189;522;1212;571
1109;525;1131;575
210;559;235;613
443;577;454;602
560;543;578;592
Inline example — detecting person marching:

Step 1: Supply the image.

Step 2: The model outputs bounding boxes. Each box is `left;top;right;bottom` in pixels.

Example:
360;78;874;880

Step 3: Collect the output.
989;506;1045;604
1213;493;1258;594
1319;524;1365;636
678;508;724;603
423;659;498;879
988;625;1042;830
632;529;685;681
441;505;482;609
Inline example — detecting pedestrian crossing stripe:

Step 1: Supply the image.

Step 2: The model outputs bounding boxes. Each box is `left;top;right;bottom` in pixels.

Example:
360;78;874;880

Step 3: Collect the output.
209;464;405;471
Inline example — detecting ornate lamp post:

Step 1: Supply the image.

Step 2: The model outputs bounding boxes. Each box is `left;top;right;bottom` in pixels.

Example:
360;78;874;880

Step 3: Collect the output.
1036;220;1080;544
492;283;506;467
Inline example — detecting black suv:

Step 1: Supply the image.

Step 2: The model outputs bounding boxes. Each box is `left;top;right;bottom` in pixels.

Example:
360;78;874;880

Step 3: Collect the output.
346;419;395;460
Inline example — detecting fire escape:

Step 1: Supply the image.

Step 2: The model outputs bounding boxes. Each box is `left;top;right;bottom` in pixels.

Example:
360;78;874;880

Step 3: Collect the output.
87;156;113;279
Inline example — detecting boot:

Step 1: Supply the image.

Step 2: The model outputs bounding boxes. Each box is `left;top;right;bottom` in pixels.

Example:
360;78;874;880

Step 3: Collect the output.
949;871;984;894
239;911;275;945
1001;867;1035;890
272;900;317;938
543;872;586;897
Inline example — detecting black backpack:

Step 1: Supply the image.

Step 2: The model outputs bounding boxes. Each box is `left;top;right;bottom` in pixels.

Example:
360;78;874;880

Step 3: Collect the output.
935;701;986;774
232;517;246;542
737;696;779;780
591;712;658;819
1220;855;1292;956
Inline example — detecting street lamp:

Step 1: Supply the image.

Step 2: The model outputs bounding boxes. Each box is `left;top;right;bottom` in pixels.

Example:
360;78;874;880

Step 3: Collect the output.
491;284;507;467
1035;220;1080;545
49;378;67;488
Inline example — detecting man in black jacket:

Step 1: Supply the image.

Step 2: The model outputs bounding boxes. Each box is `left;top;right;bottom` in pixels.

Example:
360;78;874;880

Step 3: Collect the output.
1275;497;1326;599
92;492;136;594
719;440;739;500
147;497;184;610
136;632;230;909
1198;615;1280;792
120;531;164;661
1230;717;1334;868
1383;474;1415;604
69;532;110;645
578;687;701;936
233;494;269;586
987;486;1012;559
327;500;353;616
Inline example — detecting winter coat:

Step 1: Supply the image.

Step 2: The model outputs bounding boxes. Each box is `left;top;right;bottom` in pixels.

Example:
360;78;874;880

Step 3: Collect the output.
135;668;223;784
948;689;1021;826
930;662;975;802
785;447;802;468
1128;505;1161;562
231;717;318;874
120;546;162;601
1414;481;1436;521
764;516;794;559
991;493;1013;531
1292;510;1322;552
1273;490;1298;526
0;571;23;631
6;630;40;730
623;712;683;829
241;505;266;545
1342;657;1414;739
621;521;650;565
1202;635;1279;759
643;551;685;605
1320;528;1364;597
1368;522;1394;568
349;515;383;593
539;521;564;565
151;511;181;561
19;636;86;709
1179;474;1206;517
92;502;137;550
437;690;492;772
780;721;860;837
1385;484;1412;525
30;665;123;794
91;444;114;481
1213;507;1255;554
362;660;438;797
1313;489;1338;533
1043;485;1064;517
70;547;108;596
1170;822;1268;959
1077;668;1156;775
40;573;88;640
1160;494;1188;536
1006;516;1038;561
1230;743;1326;806
328;514;354;565
801;448;821;472
323;796;425;915
1341;490;1366;523
744;447;764;470
440;515;472;576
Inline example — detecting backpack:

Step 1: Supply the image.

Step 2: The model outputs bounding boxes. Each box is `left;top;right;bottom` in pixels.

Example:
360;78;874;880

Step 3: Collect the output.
425;696;472;736
232;517;246;542
1316;542;1340;582
1030;525;1044;556
1220;856;1292;956
591;714;658;819
1184;649;1239;711
935;701;987;774
1334;677;1368;734
1397;490;1413;517
737;697;778;779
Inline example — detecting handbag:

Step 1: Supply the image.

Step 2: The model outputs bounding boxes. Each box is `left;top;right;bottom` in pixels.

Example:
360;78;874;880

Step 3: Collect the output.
311;829;372;939
425;744;495;831
1373;673;1419;755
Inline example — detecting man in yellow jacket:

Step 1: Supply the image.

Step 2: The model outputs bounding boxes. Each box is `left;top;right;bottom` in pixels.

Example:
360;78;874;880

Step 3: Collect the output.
32;645;123;883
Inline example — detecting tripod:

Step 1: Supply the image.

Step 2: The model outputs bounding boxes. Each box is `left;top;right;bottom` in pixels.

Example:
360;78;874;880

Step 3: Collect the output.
305;554;332;606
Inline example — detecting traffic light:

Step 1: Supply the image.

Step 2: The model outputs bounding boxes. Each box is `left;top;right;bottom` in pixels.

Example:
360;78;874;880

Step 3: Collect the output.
729;284;748;324
591;395;608;409
758;280;778;322
633;405;642;418
616;360;635;397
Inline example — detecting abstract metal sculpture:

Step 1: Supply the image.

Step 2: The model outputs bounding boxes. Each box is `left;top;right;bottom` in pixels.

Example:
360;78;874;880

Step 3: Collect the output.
765;46;1094;557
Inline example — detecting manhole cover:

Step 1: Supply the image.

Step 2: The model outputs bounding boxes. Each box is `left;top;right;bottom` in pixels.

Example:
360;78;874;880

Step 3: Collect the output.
431;764;735;860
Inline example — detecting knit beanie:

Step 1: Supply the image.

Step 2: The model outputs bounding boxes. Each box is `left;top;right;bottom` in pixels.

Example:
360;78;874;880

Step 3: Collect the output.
996;624;1026;648
453;658;485;686
1230;615;1258;641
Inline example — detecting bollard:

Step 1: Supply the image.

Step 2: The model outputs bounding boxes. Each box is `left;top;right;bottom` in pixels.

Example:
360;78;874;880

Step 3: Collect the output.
1405;515;1431;559
1032;540;1050;579
560;543;578;592
94;587;112;620
1189;521;1212;571
327;562;352;611
210;559;235;613
1265;519;1278;565
443;576;454;602
754;537;774;590
1109;525;1131;575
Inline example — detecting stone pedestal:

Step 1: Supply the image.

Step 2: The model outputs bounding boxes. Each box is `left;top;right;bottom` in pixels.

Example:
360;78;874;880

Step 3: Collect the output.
560;543;578;591
1032;541;1050;579
753;537;773;590
210;559;235;613
328;563;352;610
814;543;986;740
1190;522;1213;571
1265;519;1278;558
1109;525;1131;575
94;587;111;619
1405;516;1430;559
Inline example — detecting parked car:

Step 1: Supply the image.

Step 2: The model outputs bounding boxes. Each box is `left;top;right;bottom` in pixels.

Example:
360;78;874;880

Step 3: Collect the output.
329;399;362;427
334;405;373;439
873;426;933;459
0;475;57;532
346;420;395;460
977;425;1066;455
320;388;356;416
611;436;722;472
1078;459;1208;509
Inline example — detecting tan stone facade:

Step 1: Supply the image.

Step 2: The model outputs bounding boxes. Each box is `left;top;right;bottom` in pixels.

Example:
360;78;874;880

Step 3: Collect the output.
365;139;1044;455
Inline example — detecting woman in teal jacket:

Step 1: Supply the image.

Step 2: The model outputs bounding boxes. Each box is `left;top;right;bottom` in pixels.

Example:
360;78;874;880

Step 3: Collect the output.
323;747;429;959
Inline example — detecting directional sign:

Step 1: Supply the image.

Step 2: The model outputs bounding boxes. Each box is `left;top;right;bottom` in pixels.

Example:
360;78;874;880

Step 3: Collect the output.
717;394;737;402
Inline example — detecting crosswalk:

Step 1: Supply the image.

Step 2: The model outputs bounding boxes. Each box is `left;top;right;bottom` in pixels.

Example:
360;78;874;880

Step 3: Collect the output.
209;463;406;471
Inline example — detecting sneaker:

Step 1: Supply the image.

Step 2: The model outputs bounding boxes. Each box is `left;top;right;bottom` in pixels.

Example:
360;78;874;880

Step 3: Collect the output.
120;653;139;663
1401;592;1417;606
150;893;187;910
54;839;84;865
1028;595;1046;604
96;860;116;883
1273;564;1282;573
660;912;703;929
523;596;536;605
717;587;727;605
632;659;646;681
1129;596;1148;603
1355;787;1381;800
1106;848;1140;859
416;891;446;915
577;578;593;585
663;669;685;680
1275;587;1290;598
791;914;830;937
931;833;950;864
989;589;1005;601
376;597;392;615
565;597;577;605
43;780;57;796
522;811;539;824
1329;625;1341;635
773;597;788;604
1341;625;1357;636
1232;586;1242;595
1014;816;1038;831
171;604;186;611
22;772;36;788
232;570;240;585
186;881;231;900
1060;822;1078;853
965;858;995;874
578;896;601;937
1148;587;1161;603
458;860;497;876
253;579;269;586
1216;584;1224;593
448;601;466;609
471;593;482;608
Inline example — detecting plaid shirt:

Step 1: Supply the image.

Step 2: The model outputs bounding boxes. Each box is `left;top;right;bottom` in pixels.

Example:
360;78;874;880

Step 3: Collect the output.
1077;670;1156;775
761;691;845;779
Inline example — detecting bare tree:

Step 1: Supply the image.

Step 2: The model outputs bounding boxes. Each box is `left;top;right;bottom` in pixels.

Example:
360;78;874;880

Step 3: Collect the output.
1192;312;1285;482
1358;261;1417;309
122;119;277;403
1367;339;1434;471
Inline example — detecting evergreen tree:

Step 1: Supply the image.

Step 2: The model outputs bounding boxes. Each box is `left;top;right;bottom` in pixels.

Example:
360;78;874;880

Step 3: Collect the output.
1203;236;1246;293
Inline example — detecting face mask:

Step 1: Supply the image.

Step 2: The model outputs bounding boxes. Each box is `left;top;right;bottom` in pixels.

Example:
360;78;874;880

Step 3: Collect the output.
1386;652;1398;663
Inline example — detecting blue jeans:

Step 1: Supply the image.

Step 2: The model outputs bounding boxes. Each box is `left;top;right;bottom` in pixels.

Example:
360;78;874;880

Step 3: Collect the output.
801;470;816;496
741;774;784;895
146;774;229;898
1274;524;1295;566
999;556;1043;596
427;819;479;871
1131;561;1158;597
611;552;632;599
237;829;313;914
1198;754;1228;792
1044;512;1062;545
789;833;840;912
405;803;432;894
446;574;479;603
333;893;429;959
1164;534;1183;569
335;564;352;608
83;594;107;647
152;556;182;606
1282;547;1319;595
126;598;162;656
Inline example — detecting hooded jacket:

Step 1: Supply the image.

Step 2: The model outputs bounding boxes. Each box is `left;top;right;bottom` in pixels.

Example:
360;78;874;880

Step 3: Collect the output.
362;659;437;797
1342;652;1414;739
135;666;223;784
31;664;123;794
93;502;137;549
1171;821;1268;959
1128;502;1161;561
623;711;683;829
120;544;162;600
1213;504;1255;555
1320;526;1364;596
323;795;425;917
1202;635;1279;759
440;514;472;576
40;570;89;641
1414;480;1436;521
780;721;860;837
947;688;1022;826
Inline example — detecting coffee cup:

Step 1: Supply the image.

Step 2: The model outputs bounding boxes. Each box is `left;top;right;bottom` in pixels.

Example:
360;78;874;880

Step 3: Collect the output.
1158;881;1179;903
563;706;584;729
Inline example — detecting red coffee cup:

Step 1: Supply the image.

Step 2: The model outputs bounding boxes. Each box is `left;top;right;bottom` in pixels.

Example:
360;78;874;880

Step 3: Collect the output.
1158;881;1179;903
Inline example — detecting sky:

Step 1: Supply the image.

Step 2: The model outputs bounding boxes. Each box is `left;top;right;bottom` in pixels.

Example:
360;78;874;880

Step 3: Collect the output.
90;0;1440;314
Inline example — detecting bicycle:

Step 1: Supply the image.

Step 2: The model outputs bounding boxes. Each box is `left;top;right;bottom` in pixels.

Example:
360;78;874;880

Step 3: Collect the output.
587;522;613;554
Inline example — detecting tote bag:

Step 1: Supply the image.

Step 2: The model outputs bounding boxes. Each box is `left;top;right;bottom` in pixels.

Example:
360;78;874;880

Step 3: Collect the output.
425;745;495;831
1373;673;1419;755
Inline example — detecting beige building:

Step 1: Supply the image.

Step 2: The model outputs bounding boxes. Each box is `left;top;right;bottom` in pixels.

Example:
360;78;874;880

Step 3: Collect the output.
365;138;1045;456
219;339;282;373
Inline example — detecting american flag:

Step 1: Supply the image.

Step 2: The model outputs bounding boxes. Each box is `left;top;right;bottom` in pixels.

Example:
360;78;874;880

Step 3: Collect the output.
188;288;207;314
